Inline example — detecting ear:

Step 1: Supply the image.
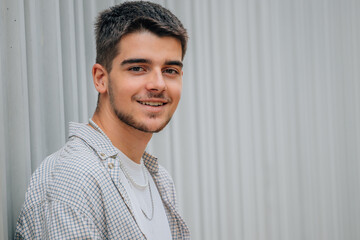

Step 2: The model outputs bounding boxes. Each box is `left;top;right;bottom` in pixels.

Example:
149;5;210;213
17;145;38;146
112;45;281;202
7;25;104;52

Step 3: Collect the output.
92;63;108;94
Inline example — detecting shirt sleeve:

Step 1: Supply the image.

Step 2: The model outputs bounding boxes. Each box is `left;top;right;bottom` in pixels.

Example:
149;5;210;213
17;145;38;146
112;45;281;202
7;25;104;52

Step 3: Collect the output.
15;200;101;240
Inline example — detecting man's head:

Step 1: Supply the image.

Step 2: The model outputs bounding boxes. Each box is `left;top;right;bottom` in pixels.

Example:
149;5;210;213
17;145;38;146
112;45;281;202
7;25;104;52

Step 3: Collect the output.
95;1;188;73
92;1;188;133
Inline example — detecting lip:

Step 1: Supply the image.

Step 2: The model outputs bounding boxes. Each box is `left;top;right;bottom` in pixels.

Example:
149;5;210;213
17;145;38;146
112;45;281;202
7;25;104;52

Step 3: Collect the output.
137;98;169;104
136;99;168;113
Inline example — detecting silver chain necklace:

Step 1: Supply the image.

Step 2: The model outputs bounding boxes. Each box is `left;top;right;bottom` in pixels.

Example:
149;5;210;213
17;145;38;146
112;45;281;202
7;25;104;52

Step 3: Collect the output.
121;162;154;220
88;118;154;220
133;179;154;221
119;158;149;190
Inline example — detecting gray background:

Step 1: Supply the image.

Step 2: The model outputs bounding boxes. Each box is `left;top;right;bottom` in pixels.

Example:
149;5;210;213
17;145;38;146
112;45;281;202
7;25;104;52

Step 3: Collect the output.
1;0;359;239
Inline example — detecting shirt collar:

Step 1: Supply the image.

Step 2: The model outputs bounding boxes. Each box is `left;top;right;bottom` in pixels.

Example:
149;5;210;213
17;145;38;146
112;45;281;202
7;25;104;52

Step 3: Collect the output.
68;121;159;174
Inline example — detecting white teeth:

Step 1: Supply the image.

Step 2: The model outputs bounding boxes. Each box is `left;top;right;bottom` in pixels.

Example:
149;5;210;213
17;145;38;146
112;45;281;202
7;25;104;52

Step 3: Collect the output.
139;101;164;106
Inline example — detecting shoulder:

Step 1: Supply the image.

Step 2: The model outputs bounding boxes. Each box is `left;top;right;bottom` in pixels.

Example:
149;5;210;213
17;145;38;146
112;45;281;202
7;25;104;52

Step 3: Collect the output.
15;197;100;239
23;136;108;212
16;136;107;238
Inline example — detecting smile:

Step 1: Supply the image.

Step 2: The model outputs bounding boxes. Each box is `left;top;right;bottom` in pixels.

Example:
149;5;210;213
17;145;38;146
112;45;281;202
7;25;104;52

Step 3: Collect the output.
138;101;166;106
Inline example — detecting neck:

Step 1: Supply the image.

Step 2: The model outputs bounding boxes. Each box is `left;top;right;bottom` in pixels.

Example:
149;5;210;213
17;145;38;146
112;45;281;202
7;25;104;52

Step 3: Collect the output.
91;110;152;164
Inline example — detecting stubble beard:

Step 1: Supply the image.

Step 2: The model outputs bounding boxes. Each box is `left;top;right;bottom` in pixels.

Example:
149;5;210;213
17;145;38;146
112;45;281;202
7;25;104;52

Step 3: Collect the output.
108;78;172;133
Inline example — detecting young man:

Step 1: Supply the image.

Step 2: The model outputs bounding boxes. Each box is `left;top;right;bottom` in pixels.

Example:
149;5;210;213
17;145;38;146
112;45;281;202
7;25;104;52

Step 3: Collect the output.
15;1;189;239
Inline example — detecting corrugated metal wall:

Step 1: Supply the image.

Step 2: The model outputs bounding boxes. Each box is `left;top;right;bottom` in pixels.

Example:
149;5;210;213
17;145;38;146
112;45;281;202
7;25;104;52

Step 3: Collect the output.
1;0;359;239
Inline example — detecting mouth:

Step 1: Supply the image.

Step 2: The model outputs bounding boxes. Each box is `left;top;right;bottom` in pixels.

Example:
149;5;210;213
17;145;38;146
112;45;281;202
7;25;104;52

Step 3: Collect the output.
137;101;167;107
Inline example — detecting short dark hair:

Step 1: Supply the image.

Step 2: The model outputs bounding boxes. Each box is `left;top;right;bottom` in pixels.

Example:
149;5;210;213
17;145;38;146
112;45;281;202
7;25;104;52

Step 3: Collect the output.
95;1;188;73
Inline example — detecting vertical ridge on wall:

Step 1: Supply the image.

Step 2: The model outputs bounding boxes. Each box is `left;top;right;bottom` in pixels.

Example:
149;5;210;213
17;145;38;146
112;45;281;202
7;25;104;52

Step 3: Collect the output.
2;0;33;238
59;0;80;127
74;0;90;122
55;0;66;144
83;0;97;115
224;0;242;239
209;0;225;239
0;2;10;238
24;0;45;171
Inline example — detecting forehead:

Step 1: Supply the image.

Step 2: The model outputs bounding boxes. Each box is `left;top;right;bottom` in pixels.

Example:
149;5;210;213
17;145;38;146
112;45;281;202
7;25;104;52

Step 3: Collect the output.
115;31;182;63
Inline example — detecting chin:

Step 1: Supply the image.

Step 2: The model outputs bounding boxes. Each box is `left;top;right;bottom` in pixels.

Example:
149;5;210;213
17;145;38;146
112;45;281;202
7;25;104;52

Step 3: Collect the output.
113;106;173;133
142;123;168;133
141;118;172;133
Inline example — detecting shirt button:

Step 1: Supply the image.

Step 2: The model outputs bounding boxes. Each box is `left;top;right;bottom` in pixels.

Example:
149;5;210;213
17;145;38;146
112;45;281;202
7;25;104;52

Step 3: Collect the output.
108;163;114;169
100;153;105;158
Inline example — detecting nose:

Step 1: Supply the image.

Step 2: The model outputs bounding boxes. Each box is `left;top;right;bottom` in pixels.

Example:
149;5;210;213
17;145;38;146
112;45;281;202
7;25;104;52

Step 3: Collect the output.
146;68;166;92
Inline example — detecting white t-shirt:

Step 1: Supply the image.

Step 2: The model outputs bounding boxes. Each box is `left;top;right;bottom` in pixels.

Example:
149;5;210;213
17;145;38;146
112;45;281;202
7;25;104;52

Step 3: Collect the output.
118;152;172;240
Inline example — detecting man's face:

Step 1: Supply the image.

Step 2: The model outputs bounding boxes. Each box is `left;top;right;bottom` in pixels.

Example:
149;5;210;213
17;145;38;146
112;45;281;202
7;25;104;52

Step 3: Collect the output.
107;31;183;133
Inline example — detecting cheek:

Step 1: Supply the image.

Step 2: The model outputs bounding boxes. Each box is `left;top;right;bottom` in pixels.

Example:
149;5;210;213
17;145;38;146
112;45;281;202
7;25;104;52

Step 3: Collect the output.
112;80;139;98
168;81;182;100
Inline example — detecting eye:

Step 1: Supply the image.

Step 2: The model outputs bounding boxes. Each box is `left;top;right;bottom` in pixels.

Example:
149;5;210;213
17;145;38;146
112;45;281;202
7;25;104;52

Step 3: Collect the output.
163;68;179;75
129;66;146;72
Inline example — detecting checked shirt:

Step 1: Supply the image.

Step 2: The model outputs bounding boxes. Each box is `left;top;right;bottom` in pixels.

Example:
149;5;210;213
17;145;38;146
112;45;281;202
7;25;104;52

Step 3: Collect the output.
15;122;190;239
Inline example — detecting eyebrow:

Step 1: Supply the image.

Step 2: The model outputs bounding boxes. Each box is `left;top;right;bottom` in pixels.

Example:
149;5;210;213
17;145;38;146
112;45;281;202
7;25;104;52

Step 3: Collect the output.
121;58;151;65
165;60;183;68
121;58;183;68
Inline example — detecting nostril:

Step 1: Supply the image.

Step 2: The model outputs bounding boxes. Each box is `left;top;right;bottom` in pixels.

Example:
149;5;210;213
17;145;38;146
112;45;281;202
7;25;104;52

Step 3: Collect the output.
146;81;166;92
